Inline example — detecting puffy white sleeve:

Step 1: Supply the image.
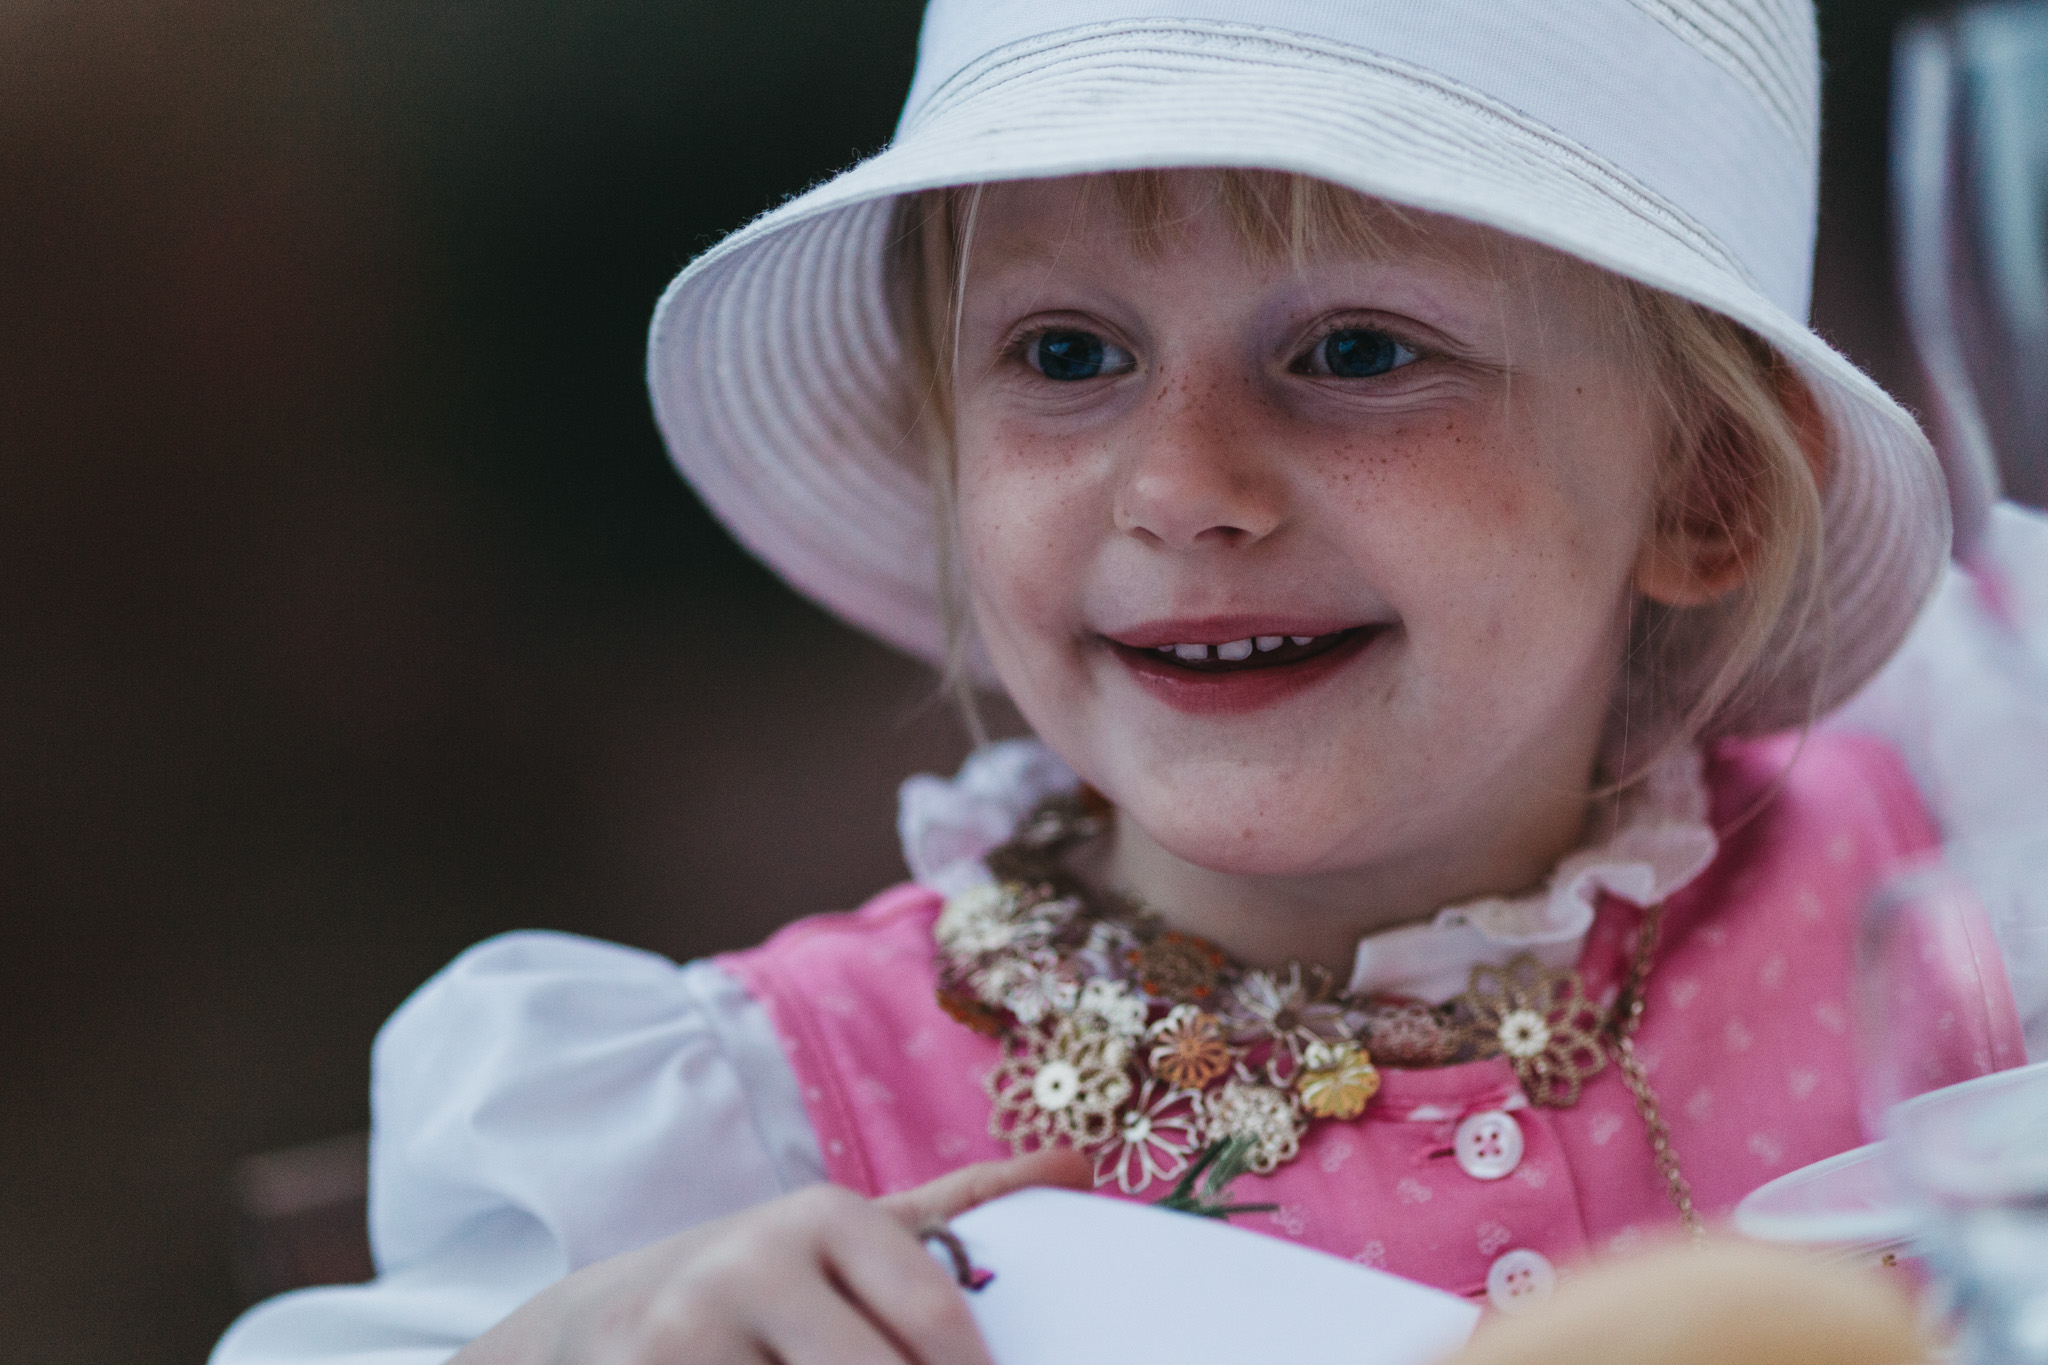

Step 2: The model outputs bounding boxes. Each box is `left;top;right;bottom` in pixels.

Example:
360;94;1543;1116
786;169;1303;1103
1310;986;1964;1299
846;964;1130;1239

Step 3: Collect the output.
1826;500;2048;1056
210;932;825;1365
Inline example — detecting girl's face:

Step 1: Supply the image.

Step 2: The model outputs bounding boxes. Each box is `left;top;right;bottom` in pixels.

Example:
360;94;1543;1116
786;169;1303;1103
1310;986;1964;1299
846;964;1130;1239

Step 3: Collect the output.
951;175;1666;896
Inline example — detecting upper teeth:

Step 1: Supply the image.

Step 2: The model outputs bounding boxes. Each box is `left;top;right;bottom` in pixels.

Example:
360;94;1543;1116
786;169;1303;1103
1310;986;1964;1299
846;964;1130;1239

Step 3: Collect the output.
1156;633;1329;660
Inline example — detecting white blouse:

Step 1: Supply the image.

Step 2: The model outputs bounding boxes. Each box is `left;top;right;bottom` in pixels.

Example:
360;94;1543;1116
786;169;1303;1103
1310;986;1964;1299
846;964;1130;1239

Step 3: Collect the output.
211;504;2048;1365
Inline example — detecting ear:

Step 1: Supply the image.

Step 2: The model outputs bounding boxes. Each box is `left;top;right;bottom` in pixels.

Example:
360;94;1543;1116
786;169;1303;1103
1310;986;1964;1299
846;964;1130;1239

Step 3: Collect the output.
1633;515;1751;607
1633;364;1828;608
1775;363;1830;488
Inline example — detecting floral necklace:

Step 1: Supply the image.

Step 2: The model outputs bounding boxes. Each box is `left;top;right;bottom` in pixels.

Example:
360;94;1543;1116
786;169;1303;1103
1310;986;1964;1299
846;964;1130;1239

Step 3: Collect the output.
933;790;1703;1233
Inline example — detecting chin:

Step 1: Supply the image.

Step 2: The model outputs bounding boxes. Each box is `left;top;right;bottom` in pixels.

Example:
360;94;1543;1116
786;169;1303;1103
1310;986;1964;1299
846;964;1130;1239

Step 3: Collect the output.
1122;782;1367;879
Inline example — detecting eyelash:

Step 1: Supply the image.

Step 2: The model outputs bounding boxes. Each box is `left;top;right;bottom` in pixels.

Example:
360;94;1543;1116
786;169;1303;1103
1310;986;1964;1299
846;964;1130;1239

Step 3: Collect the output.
1007;322;1428;381
1014;328;1135;382
1293;328;1423;380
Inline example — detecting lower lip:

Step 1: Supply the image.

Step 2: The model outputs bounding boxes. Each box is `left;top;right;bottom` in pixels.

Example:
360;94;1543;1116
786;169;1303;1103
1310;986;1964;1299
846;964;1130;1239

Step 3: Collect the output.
1108;629;1385;716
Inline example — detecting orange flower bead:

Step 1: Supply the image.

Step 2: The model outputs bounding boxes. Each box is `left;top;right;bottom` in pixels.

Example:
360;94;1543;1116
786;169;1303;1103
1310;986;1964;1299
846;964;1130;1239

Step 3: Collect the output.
1147;1006;1234;1089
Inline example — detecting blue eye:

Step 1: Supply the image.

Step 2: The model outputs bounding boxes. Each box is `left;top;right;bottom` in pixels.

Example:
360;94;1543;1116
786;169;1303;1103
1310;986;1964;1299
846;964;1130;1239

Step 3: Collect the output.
1028;330;1127;381
1313;329;1416;378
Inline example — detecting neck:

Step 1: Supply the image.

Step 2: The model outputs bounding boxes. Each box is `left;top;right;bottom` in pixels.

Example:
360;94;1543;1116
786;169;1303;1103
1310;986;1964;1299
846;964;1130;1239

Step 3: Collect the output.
1085;782;1595;980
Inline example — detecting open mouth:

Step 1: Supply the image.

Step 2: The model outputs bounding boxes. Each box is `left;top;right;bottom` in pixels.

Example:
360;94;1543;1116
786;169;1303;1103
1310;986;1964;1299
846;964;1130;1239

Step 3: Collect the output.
1125;629;1368;673
1103;624;1387;715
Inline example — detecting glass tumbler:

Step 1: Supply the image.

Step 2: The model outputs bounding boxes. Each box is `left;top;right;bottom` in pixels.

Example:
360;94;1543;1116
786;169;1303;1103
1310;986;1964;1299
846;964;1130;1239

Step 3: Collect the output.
1859;838;2048;1364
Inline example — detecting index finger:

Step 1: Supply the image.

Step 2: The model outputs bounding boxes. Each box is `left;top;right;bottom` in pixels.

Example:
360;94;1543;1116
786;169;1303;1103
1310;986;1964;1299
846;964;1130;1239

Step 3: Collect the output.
878;1147;1093;1230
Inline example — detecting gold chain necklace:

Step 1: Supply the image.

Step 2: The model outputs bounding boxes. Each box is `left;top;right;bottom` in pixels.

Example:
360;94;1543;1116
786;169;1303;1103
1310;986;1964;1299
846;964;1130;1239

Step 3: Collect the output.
1608;900;1705;1236
932;791;1703;1235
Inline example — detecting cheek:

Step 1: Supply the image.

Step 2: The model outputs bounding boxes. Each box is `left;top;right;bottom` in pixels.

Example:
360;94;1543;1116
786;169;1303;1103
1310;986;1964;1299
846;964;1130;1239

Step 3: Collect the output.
1318;410;1542;532
954;432;1094;654
1325;404;1650;660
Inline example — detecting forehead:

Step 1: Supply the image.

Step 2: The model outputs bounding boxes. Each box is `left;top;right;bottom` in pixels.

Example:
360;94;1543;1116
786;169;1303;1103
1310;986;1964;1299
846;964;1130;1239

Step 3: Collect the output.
961;171;1624;337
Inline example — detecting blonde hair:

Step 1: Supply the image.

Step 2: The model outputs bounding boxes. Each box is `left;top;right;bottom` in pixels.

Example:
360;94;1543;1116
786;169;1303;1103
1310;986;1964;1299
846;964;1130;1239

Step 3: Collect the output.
886;169;1825;777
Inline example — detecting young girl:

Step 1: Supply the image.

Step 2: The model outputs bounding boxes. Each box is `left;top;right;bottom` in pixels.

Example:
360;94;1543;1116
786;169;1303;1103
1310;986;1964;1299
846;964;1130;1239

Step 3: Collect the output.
217;2;2048;1363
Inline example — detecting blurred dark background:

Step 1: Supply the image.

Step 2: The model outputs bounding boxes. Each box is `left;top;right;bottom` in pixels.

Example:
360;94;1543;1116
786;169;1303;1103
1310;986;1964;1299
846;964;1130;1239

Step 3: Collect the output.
0;2;1938;1361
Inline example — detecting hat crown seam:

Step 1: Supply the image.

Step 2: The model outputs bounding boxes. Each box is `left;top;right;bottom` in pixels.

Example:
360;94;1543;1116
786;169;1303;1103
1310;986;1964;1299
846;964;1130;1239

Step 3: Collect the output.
1619;0;1818;152
898;19;1761;299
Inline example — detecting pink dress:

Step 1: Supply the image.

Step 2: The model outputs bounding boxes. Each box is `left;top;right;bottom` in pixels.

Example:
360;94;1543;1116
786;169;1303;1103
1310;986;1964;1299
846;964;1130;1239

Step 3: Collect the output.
207;505;2048;1364
723;733;2025;1302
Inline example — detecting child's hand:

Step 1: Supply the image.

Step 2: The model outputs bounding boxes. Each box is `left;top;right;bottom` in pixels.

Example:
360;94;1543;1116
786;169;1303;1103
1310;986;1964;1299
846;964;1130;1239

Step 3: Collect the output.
451;1147;1091;1365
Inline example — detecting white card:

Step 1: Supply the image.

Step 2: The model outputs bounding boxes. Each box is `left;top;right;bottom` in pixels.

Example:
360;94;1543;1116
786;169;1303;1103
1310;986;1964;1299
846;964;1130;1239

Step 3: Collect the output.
943;1188;1479;1365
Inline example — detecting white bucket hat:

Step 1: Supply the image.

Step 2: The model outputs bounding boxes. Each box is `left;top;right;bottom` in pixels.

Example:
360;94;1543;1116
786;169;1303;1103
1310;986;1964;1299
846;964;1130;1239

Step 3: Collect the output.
647;0;1950;734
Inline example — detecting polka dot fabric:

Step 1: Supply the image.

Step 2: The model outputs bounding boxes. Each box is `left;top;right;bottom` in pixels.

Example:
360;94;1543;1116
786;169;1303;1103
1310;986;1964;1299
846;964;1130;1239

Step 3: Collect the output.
721;733;2024;1302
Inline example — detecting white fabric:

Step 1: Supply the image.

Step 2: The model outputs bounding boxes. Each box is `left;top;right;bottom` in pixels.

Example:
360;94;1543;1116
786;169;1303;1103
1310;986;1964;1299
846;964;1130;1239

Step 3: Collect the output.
367;936;822;1274
899;739;1081;897
212;945;823;1365
214;505;2048;1364
902;0;1816;312
1349;747;1718;1002
210;1210;562;1365
647;0;1951;734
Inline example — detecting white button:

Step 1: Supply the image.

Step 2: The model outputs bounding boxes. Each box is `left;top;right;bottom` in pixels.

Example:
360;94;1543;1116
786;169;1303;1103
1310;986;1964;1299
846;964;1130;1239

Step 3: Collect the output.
1454;1110;1524;1180
1486;1248;1557;1314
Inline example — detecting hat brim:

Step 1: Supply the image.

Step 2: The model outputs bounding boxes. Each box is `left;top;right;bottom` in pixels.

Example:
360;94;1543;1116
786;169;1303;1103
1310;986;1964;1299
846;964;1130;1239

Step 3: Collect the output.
649;20;1948;735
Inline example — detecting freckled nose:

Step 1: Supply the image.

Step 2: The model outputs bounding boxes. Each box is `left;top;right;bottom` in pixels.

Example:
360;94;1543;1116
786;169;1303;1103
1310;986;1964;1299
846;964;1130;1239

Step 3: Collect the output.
1112;373;1286;550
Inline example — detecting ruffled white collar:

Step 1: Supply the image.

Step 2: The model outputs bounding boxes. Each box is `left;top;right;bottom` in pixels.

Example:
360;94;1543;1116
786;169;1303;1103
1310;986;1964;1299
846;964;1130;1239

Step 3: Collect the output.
898;739;1718;1006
